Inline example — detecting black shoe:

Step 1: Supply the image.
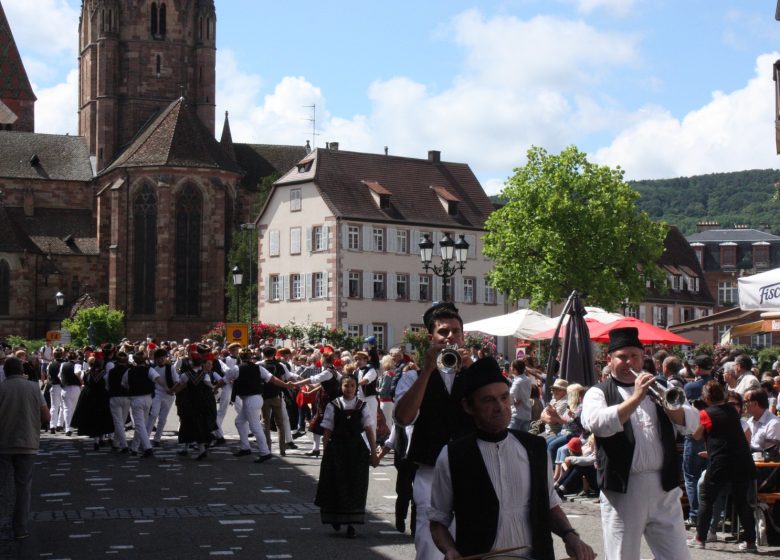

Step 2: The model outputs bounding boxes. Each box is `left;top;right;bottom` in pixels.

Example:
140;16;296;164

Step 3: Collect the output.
346;525;356;539
304;450;320;457
50;428;56;435
195;451;208;461
120;447;129;454
142;449;154;458
152;441;161;448
93;442;99;451
332;523;341;532
292;431;305;439
65;431;72;436
233;449;252;457
395;519;405;533
254;454;273;464
56;426;64;432
214;437;226;446
176;450;189;457
555;485;566;500
286;442;298;449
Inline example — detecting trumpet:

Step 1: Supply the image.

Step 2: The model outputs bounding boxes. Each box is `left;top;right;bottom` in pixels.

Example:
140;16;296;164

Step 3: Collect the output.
437;344;462;373
628;368;686;410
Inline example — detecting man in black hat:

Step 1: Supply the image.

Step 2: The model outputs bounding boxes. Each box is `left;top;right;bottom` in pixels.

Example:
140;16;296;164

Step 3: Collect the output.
429;357;594;560
394;302;476;560
581;327;700;560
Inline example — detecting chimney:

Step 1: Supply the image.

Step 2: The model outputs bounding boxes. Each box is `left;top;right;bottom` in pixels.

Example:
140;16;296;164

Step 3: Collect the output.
760;222;772;233
733;224;748;229
329;142;339;151
696;220;720;233
428;150;441;163
384;146;388;156
23;188;34;217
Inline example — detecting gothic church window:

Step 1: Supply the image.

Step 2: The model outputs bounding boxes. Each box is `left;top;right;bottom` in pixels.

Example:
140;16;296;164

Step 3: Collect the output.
159;4;167;35
151;3;158;35
175;185;202;316
0;260;9;316
133;184;157;315
151;2;166;38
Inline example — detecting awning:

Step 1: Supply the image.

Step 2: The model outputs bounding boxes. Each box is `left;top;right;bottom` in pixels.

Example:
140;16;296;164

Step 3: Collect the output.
668;307;761;333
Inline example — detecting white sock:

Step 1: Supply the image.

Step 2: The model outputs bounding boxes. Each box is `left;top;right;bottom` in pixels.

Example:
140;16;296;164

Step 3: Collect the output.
312;434;321;451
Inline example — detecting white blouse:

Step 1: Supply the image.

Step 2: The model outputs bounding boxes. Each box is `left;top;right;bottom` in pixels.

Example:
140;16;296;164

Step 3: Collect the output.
320;396;373;432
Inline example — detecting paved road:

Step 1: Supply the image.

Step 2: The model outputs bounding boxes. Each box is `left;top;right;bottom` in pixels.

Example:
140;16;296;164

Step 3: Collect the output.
1;420;777;559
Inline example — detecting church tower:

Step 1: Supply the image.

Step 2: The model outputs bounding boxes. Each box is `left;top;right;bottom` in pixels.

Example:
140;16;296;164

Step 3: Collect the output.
78;0;216;171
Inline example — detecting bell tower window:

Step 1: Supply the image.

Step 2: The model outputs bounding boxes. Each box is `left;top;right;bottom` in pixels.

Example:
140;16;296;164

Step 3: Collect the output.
151;2;166;39
159;3;166;36
151;3;158;35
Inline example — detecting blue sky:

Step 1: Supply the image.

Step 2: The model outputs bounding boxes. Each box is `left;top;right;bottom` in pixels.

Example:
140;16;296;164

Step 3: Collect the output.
5;0;780;193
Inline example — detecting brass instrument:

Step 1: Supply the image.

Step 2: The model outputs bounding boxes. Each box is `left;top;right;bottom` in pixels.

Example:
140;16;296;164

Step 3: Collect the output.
628;368;686;410
436;344;462;373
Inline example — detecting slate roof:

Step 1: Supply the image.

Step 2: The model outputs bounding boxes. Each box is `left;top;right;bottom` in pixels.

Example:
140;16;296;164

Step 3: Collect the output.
0;1;35;101
102;97;242;175
648;226;714;305
5;207;98;256
0;205;40;254
234;143;309;190
0;132;92;181
274;148;494;229
686;229;780;243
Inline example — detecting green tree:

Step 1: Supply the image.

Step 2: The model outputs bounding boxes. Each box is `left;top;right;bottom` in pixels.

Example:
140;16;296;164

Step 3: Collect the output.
61;305;125;347
483;146;667;310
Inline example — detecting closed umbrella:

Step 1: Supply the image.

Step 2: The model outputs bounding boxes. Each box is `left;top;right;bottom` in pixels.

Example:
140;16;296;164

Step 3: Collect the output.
545;291;596;398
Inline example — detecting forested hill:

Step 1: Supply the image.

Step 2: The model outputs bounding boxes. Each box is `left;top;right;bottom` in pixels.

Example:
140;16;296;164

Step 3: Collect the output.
489;169;780;235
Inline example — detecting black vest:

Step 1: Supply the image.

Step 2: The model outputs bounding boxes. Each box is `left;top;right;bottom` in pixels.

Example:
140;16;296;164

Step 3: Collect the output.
407;368;473;466
593;376;679;493
47;359;63;384
448;430;555;560
360;365;378;396
320;368;342;400
704;403;756;480
127;364;155;397
234;363;264;397
60;361;80;386
261;360;285;399
108;364;129;397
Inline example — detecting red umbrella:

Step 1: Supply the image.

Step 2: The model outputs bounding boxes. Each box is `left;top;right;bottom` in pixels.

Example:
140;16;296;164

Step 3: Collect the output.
529;318;604;340
587;316;693;345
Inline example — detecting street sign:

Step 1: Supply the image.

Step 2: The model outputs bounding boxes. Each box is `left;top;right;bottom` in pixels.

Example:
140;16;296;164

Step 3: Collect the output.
224;323;248;346
46;330;61;343
60;329;72;345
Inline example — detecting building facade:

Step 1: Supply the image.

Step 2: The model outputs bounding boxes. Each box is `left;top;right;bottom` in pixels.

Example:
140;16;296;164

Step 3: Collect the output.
256;147;506;350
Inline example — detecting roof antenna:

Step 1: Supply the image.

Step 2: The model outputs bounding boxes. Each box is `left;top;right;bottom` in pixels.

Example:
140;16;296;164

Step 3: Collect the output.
303;104;319;149
384;146;388;156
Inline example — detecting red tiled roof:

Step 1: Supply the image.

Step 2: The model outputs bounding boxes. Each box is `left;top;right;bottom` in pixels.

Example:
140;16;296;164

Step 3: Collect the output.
277;148;493;230
0;1;35;102
102;98;242;175
362;180;392;195
431;185;462;202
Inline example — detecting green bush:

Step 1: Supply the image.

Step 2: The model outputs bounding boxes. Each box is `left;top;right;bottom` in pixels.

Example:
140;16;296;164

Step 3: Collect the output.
5;335;47;353
61;305;125;348
757;346;780;373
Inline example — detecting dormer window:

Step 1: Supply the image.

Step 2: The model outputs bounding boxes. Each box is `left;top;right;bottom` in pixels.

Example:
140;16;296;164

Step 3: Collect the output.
296;155;314;174
753;242;770;269
691;242;704;268
362;180;392;211
719;242;737;269
430;185;461;216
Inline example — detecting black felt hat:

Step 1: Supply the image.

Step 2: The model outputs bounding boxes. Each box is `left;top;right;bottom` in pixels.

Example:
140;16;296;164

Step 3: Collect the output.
462;357;510;397
694;354;713;370
607;327;643;353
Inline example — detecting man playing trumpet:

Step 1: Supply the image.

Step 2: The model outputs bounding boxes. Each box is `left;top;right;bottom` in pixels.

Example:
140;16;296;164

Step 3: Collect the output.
582;327;700;560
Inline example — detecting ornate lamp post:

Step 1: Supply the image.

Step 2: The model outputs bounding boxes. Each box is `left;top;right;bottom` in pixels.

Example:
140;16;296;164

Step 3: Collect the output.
232;265;243;323
418;233;469;302
55;291;65;308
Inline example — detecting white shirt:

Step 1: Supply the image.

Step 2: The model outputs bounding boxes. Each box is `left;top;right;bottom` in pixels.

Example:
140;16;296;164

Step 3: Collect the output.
152;364;180;397
320;396;373;432
735;373;760;396
429;433;562;554
748;408;780;451
308;368;339;385
357;366;378;399
581;380;699;474
510;374;533;422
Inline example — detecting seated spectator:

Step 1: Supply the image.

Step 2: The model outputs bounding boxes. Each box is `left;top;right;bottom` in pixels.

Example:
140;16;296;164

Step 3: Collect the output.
555;433;597;498
745;388;780;452
545;383;585;462
539;378;569;439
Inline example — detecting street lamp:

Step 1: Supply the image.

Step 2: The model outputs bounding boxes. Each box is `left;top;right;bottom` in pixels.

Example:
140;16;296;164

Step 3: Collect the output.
55;291;65;308
232;265;243;322
418;233;469;302
240;223;257;344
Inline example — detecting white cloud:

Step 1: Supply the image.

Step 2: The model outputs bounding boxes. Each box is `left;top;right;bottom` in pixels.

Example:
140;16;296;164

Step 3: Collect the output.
33;69;79;135
570;0;637;16
593;52;780;180
2;0;79;57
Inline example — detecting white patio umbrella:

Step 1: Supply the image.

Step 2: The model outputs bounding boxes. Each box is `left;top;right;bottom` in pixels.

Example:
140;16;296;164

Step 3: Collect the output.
463;308;554;338
738;267;780;310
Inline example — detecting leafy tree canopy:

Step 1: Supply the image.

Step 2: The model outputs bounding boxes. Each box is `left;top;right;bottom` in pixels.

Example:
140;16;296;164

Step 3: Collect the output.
483;146;667;310
61;305;124;347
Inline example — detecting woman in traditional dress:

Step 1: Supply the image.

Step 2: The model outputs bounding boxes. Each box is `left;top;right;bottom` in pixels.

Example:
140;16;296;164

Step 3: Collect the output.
314;374;379;538
173;350;217;460
292;351;341;457
71;353;114;450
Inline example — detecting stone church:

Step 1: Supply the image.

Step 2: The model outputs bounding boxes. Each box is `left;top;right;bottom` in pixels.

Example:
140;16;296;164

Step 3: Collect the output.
0;0;307;341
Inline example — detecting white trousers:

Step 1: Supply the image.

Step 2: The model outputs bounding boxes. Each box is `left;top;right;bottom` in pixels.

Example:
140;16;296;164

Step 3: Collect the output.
147;394;175;443
413;466;445;560
364;396;378;431
600;471;690;560
49;385;64;429
61;385;81;432
129;395;153;452
280;397;293;443
380;401;394;432
110;396;131;448
215;384;233;438
235;394;270;455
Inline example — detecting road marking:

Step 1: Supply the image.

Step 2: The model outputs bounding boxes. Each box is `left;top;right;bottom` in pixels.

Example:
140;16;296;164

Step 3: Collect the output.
134;520;153;524
109;546;134;550
69;534;91;539
41;492;70;497
263;539;287;543
209;552;234;556
266;555;292;559
383;495;397;499
233;529;254;532
218;520;255;525
283;515;302;519
260;489;289;493
85;507;105;510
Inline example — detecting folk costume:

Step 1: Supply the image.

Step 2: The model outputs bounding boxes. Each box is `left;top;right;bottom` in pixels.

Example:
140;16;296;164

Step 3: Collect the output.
307;366;341;455
233;356;273;460
71;355;114;446
59;355;83;435
46;356;65;432
147;352;179;446
175;354;218;458
357;362;379;431
107;356;131;451
122;355;161;456
581;327;699;560
315;396;373;527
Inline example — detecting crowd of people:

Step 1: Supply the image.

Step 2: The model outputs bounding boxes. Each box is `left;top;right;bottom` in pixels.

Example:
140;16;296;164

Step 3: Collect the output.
3;303;780;558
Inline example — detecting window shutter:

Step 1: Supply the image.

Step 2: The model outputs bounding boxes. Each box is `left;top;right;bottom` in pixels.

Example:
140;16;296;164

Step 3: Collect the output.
363;271;372;298
304;273;312;299
342;270;350;298
283;275;290;301
476;276;485;304
362;224;373;251
324;225;330;250
411;274;420;302
453;277;464;303
364;323;373;341
269;230;279;256
263;275;270;301
388;272;397;300
324;270;330;298
387;227;397;253
497;289;505;305
465;234;476;259
305;226;313;253
411;229;420;253
341;223;348;249
387;324;394;349
639;305;646;322
433;276;442;302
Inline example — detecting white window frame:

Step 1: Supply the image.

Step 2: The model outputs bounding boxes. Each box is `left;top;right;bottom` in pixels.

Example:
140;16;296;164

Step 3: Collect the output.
270;275;281;301
313;225;326;252
313;272;325;298
348;225;360;251
396;229;408;254
290;188;302;212
290;227;301;255
396;273;408;300
347;324;361;338
373;227;385;252
463;277;475;304
372;324;385;350
373;272;386;299
291;274;303;300
484;281;496;305
718;281;738;306
269;230;280;257
419;275;431;302
348;271;361;298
